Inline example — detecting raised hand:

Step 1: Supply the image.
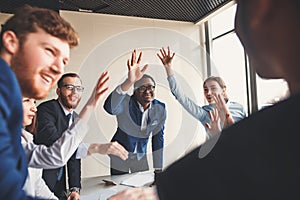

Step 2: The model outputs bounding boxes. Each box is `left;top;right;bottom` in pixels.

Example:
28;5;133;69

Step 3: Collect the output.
199;108;222;158
79;71;109;122
157;46;175;67
213;94;235;128
86;71;109;108
127;49;149;83
87;141;129;160
205;108;221;136
157;46;175;76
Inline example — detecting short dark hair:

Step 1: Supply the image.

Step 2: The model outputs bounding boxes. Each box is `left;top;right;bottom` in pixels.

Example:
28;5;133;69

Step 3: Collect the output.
134;74;156;90
57;73;82;88
0;5;78;50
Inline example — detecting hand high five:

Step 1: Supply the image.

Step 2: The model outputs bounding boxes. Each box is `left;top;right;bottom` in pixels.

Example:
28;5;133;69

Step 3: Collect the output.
157;47;175;77
86;71;110;108
213;94;235;128
157;46;175;67
127;49;149;83
79;71;109;122
205;108;221;136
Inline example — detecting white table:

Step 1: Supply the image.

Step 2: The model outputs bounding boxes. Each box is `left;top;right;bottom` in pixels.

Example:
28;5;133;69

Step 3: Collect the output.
81;171;154;200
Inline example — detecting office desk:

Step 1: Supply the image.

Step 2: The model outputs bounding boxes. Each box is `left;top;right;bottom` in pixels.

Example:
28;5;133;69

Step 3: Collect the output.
81;171;154;200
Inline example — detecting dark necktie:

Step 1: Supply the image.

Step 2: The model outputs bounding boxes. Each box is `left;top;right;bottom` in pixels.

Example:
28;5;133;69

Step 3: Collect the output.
67;113;72;127
57;113;72;181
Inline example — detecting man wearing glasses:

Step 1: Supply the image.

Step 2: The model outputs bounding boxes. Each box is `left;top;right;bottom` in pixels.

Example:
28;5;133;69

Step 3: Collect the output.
104;50;166;179
34;73;84;200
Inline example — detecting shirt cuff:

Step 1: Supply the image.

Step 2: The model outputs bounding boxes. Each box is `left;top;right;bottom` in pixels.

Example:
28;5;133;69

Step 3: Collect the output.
116;85;127;95
76;143;90;159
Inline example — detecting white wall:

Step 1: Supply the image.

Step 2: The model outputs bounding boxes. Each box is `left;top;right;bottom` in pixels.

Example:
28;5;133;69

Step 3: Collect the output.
0;13;12;24
1;11;209;178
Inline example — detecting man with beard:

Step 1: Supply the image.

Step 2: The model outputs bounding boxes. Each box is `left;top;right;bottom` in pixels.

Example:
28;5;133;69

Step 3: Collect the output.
0;5;79;200
104;49;166;178
34;73;85;200
0;4;118;200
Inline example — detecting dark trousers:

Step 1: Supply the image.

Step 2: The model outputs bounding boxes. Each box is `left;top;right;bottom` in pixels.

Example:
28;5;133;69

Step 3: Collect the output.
110;153;149;175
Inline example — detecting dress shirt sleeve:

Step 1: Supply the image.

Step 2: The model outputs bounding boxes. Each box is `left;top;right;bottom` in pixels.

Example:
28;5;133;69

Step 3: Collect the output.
167;75;208;123
24;119;89;169
228;101;247;123
116;85;128;95
34;173;58;200
104;85;127;115
76;143;90;159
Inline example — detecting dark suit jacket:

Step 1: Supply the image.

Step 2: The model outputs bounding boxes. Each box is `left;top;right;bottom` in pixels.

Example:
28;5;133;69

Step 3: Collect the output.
156;92;300;200
0;58;37;200
104;88;166;169
34;99;80;199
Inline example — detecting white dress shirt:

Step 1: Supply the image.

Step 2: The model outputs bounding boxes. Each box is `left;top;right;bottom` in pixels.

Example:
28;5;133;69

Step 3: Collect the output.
116;85;150;155
21;130;58;200
23;119;88;169
21;118;90;199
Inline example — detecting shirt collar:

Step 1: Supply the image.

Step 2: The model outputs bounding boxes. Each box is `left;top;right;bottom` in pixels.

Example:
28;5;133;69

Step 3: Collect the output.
58;99;73;116
137;101;152;112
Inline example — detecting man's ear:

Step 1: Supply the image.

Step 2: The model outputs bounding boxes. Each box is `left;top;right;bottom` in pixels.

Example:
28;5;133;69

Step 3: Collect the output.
2;30;19;54
56;87;60;96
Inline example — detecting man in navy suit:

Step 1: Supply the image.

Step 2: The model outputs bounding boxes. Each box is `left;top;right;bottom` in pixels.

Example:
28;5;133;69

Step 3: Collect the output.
0;5;79;200
34;73;83;200
104;49;166;176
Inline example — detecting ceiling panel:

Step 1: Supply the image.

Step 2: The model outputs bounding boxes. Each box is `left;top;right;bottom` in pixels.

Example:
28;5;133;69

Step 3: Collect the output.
0;0;231;23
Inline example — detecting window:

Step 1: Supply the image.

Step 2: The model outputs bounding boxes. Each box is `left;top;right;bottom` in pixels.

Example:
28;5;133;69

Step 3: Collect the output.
211;32;248;111
209;4;249;113
256;77;289;109
211;4;236;38
207;3;289;114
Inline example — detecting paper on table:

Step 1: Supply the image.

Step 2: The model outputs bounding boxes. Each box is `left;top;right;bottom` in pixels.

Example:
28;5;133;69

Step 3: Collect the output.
120;172;154;187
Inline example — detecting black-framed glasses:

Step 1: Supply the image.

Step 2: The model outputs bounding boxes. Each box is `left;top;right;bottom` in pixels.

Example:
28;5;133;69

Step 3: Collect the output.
137;85;155;92
62;84;84;93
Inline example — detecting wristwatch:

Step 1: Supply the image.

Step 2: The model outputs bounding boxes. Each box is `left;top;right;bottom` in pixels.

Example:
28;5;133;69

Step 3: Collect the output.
69;187;80;194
